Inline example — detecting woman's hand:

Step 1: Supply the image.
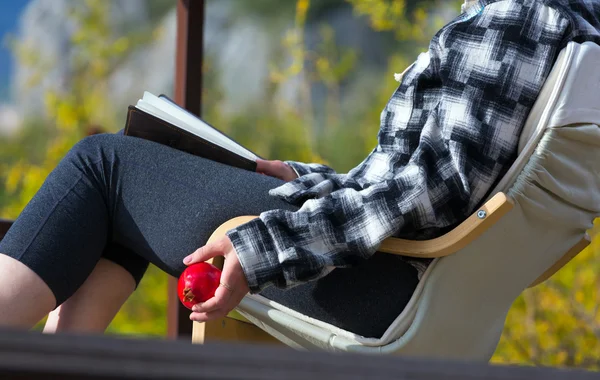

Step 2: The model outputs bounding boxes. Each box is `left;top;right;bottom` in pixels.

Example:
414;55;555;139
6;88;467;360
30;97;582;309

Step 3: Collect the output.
183;236;250;322
256;159;298;181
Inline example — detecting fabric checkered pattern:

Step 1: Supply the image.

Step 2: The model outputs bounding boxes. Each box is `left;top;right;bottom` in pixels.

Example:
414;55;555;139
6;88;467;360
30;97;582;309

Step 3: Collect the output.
227;0;600;293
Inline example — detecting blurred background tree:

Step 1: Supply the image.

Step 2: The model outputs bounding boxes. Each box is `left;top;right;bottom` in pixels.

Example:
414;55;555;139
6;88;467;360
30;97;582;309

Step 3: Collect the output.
1;0;171;336
492;219;600;369
0;0;598;368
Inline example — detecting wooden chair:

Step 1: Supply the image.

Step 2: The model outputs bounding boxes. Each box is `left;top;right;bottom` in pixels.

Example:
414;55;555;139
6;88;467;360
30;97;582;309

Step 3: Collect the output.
191;41;600;361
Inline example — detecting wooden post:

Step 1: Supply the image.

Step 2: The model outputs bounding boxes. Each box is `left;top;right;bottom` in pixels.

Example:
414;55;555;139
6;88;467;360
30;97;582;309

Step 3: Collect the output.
168;0;205;340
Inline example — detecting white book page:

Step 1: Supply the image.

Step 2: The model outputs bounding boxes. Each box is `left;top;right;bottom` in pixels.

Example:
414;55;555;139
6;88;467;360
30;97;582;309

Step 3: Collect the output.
135;92;257;161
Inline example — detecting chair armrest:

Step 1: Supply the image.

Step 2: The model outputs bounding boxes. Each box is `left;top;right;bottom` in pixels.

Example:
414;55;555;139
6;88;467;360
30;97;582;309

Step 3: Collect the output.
207;216;259;245
208;192;513;261
378;192;513;258
205;216;258;269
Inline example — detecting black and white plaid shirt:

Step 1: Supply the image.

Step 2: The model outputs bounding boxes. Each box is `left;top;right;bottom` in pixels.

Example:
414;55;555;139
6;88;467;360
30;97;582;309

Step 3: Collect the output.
228;0;600;293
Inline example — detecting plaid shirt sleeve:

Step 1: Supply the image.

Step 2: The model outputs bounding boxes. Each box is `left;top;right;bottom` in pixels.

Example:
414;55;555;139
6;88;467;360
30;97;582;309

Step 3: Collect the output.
227;0;571;293
285;161;337;177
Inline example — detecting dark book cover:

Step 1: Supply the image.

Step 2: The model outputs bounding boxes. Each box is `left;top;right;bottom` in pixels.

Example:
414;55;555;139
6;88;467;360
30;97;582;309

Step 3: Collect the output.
124;105;257;172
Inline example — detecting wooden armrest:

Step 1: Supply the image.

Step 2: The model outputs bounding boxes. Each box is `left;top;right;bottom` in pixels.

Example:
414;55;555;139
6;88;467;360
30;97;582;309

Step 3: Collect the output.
378;192;513;258
207;216;259;246
208;192;513;261
204;193;585;295
205;216;259;269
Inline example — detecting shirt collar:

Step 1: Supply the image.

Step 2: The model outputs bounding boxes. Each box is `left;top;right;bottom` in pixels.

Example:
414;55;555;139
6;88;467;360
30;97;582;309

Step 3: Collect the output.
461;0;479;13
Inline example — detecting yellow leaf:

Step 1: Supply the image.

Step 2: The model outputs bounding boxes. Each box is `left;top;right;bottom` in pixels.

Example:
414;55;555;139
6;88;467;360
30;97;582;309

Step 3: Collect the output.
112;37;129;53
5;163;24;193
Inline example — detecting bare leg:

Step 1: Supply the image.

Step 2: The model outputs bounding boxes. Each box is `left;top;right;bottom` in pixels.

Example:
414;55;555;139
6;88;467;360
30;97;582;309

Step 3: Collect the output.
0;253;56;329
43;258;135;334
0;134;290;332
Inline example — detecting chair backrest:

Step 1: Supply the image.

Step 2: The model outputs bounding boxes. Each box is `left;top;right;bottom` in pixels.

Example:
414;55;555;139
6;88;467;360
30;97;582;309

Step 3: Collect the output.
376;41;600;360
492;41;600;194
231;43;600;361
233;42;600;361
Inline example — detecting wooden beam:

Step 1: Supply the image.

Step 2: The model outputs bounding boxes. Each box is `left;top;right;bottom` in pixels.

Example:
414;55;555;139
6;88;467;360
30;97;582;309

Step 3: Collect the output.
168;0;205;340
174;0;204;117
1;329;597;380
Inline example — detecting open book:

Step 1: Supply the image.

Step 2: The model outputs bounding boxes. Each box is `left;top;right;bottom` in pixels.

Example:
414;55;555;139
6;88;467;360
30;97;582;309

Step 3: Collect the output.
124;91;258;171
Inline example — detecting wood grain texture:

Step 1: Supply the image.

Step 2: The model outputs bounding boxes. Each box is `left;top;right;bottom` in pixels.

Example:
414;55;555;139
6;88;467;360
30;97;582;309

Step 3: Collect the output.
0;329;596;380
378;192;513;258
192;317;280;345
203;193;513;260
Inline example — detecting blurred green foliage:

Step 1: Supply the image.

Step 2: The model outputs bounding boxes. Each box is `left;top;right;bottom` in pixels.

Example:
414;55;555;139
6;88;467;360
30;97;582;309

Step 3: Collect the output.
492;219;600;369
0;0;599;368
1;0;170;336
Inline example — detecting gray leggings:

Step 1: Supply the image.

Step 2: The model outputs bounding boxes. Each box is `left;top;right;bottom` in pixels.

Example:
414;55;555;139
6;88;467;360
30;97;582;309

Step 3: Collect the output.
0;132;418;338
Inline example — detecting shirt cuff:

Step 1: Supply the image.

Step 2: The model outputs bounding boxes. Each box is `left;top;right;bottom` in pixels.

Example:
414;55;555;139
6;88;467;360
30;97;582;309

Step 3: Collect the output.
226;217;283;293
284;161;312;177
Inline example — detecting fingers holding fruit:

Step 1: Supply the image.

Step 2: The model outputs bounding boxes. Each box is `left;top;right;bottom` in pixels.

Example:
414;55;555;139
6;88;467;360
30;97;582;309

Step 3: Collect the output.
179;236;250;322
190;288;247;323
183;238;228;266
189;246;249;321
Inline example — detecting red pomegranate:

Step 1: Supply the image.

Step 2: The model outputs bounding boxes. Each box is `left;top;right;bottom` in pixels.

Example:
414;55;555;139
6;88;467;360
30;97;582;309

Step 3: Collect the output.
178;262;222;310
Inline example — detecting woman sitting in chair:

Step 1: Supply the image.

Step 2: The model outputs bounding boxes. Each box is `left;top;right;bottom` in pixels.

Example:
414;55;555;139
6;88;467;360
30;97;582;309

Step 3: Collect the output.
0;0;598;339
